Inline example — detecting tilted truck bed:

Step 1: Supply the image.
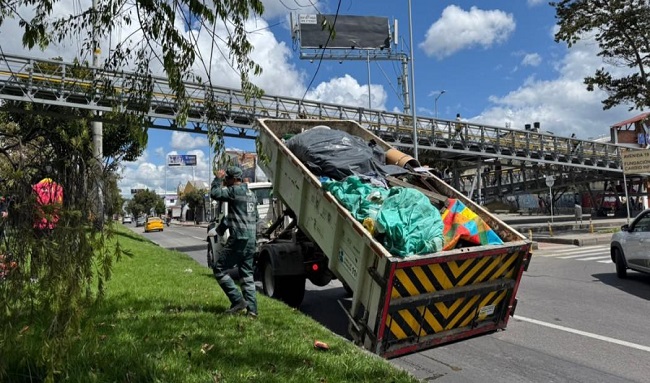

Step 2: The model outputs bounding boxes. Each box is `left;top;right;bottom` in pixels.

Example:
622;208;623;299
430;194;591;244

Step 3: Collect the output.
256;118;532;358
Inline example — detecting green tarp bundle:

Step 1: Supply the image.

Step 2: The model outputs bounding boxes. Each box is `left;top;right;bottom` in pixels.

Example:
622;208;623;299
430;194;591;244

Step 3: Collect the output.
323;177;444;257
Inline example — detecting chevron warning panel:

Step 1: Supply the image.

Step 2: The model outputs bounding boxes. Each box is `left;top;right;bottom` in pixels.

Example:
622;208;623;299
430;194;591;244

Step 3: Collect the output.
383;249;522;345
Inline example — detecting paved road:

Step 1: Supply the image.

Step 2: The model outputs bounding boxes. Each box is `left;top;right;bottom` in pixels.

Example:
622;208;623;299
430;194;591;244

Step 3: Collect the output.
129;223;650;382
392;242;650;382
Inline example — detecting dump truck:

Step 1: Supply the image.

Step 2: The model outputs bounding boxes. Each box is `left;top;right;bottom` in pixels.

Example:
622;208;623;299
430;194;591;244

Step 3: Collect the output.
253;118;532;358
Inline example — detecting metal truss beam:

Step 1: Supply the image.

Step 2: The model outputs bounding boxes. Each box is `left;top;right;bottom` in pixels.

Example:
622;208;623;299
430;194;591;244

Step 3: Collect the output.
0;52;645;183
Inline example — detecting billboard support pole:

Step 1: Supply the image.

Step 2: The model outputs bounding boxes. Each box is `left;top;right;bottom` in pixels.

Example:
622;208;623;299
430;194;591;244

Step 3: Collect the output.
401;55;410;115
367;50;371;110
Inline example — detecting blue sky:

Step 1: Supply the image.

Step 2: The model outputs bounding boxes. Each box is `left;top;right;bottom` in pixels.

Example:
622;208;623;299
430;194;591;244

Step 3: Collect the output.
0;0;637;196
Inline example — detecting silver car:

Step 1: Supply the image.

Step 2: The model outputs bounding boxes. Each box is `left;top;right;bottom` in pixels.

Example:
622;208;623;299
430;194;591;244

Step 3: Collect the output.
610;208;650;278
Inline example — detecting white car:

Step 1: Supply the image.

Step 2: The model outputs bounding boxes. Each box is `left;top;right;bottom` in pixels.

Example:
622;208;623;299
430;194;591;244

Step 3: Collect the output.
610;208;650;278
122;215;133;224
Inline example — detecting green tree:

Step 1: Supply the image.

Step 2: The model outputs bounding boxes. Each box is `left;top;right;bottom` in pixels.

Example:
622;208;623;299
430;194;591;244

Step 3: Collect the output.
154;196;166;216
3;57;149;170
104;173;125;218
181;189;207;224
126;198;144;218
3;0;265;155
0;2;275;379
0;111;119;379
552;0;650;110
133;189;162;216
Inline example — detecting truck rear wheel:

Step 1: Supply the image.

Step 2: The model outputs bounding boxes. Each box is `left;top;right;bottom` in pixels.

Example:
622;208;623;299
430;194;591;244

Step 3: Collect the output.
261;258;306;308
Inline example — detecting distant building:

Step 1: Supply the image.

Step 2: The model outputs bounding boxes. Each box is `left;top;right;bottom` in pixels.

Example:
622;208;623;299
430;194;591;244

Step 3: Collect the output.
610;113;650;148
163;194;178;209
180;180;210;195
178;180;210;222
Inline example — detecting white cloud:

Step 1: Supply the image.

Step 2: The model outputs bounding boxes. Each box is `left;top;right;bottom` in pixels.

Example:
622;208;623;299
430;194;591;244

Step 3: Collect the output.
472;38;633;139
521;53;542;67
305;74;387;110
0;1;391;196
245;23;307;98
419;5;516;59
120;147;210;195
260;0;325;20
170;132;208;150
527;0;546;6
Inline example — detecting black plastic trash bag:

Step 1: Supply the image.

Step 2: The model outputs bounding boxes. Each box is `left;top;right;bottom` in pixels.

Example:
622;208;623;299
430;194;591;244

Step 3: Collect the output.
286;126;405;180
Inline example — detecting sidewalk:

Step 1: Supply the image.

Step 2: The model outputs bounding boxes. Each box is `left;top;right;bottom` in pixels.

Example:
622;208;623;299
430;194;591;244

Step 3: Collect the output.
171;220;209;229
528;232;613;247
496;213;627;248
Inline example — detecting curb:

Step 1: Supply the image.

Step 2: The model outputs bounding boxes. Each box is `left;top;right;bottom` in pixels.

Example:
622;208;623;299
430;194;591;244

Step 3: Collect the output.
533;236;611;247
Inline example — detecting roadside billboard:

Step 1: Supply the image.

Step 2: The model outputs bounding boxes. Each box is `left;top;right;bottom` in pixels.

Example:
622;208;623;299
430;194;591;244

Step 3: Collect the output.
167;154;197;167
298;14;391;50
621;150;650;175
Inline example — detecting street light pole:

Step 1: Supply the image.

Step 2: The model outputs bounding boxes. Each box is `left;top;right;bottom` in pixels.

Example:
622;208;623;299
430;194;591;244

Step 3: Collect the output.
434;90;446;119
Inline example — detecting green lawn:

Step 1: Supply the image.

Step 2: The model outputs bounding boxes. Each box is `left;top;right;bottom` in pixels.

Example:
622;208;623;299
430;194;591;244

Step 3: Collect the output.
5;226;420;383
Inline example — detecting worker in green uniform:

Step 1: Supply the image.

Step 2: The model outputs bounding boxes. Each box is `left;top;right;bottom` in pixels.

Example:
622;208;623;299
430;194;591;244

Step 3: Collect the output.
210;166;259;317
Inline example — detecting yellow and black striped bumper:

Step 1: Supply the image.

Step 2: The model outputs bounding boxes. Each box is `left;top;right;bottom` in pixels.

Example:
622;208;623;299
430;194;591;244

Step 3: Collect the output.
375;245;529;358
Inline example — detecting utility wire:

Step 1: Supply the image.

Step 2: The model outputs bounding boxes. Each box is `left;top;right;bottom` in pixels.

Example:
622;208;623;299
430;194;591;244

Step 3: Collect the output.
375;61;402;105
300;0;341;103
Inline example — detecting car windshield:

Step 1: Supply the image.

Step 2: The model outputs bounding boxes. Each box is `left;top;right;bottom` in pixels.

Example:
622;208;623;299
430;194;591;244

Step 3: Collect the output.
632;214;650;232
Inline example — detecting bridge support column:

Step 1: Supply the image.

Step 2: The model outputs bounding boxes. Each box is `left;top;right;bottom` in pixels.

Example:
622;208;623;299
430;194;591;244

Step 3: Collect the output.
92;0;104;228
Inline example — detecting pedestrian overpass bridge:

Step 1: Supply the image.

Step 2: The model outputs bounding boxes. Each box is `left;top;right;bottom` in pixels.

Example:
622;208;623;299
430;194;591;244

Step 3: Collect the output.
0;53;644;202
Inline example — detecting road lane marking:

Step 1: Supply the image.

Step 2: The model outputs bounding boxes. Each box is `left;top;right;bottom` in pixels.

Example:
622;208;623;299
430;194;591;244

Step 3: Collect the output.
546;246;608;256
559;253;602;259
514;315;650;353
597;260;613;264
576;256;611;261
537;247;608;258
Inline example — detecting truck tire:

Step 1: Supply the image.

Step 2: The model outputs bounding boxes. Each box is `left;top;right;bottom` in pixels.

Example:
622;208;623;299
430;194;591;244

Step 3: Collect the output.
261;258;306;308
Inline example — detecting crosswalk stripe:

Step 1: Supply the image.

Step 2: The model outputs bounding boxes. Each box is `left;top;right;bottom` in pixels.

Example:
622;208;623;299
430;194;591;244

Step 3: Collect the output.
533;244;614;265
559;253;603;259
577;256;611;261
548;246;608;256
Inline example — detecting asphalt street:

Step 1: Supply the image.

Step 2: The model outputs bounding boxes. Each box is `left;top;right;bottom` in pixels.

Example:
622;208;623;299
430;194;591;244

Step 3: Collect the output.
129;223;650;383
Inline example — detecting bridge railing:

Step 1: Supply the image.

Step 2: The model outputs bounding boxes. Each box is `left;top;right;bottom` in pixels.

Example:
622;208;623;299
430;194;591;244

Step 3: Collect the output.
0;52;629;170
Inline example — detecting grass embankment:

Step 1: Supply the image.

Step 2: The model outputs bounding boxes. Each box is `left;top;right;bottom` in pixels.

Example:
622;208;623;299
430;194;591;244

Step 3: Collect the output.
7;226;420;383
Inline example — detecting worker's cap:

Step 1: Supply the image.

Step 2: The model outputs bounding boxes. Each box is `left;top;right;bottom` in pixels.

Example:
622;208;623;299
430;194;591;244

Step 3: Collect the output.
225;166;243;179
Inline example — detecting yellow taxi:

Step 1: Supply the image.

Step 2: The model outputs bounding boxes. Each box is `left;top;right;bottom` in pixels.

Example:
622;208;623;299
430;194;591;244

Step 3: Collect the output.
144;217;164;232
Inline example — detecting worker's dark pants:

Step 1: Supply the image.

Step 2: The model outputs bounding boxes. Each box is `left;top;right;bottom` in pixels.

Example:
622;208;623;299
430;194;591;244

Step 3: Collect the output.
213;235;257;313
